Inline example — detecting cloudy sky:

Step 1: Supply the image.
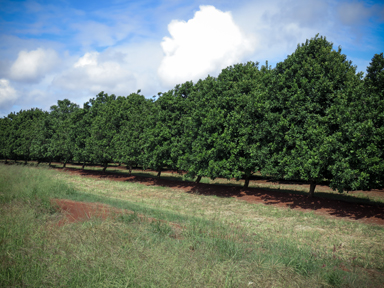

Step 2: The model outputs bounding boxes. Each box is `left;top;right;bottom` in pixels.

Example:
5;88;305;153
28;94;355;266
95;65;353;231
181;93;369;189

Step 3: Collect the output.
0;0;383;117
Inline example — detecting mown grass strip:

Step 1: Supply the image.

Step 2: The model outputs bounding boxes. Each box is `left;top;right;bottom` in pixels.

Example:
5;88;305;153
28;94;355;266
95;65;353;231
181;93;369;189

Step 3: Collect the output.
45;161;384;206
5;160;384;206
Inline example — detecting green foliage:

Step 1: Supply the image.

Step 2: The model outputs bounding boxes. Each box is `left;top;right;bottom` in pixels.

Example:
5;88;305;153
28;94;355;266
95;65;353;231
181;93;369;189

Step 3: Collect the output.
114;92;153;173
86;92;121;171
29;111;51;163
262;35;365;194
214;62;272;184
68;105;91;167
49;99;80;166
143;83;190;175
322;53;384;192
5;108;46;163
365;52;384;95
334;53;384;191
0;116;11;160
179;76;219;180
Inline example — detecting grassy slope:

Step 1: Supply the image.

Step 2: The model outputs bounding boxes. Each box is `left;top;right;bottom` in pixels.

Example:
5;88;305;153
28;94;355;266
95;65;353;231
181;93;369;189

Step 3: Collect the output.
1;164;383;287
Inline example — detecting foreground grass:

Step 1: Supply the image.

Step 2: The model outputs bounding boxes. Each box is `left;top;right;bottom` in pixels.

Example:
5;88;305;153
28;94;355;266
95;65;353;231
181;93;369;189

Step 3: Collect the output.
1;164;383;287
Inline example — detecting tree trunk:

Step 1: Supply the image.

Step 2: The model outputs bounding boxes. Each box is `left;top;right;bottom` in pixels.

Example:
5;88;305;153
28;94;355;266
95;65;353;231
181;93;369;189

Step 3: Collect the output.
82;162;85;170
49;159;52;166
103;162;108;172
24;159;28;165
129;164;132;176
63;161;66;168
157;170;161;178
4;158;8;164
244;176;250;188
309;181;316;198
195;176;202;183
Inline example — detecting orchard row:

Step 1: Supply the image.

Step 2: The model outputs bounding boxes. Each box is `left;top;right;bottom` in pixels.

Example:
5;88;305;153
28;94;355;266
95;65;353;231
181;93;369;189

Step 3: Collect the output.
1;35;383;196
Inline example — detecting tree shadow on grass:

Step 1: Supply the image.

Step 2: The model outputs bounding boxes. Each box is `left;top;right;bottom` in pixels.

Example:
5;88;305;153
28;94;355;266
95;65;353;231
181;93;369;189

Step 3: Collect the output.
56;165;384;225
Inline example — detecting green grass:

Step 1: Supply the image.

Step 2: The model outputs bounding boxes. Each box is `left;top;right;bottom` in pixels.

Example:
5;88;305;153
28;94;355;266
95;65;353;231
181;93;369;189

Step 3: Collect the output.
1;164;383;287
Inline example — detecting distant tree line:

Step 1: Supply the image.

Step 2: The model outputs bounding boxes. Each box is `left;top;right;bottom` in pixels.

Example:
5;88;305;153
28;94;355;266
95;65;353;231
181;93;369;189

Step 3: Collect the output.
1;35;383;197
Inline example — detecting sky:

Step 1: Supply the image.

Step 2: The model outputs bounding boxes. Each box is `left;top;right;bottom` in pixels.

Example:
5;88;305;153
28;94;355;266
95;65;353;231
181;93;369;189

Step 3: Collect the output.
0;0;383;117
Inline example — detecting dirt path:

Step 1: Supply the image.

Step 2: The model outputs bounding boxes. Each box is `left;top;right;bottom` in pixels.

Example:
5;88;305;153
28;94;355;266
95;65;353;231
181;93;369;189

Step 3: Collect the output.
57;167;384;226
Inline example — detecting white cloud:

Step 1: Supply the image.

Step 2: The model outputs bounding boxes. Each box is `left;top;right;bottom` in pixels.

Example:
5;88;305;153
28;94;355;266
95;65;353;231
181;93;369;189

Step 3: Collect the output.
228;0;382;73
72;21;133;48
53;51;137;95
0;79;18;108
338;1;373;26
158;5;256;86
53;40;164;98
111;42;164;95
9;48;60;83
74;52;99;67
232;0;334;66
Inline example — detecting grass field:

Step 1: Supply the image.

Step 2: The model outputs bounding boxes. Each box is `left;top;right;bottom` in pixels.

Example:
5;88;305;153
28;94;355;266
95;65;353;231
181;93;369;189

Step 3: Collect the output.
1;163;383;287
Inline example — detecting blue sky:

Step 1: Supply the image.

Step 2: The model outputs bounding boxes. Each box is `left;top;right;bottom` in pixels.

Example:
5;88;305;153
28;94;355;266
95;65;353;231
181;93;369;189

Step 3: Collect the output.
0;0;383;117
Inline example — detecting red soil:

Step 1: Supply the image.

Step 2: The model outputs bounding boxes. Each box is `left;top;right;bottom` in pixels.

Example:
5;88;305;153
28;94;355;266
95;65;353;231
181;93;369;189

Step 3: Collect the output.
51;197;184;233
55;166;384;226
51;198;126;226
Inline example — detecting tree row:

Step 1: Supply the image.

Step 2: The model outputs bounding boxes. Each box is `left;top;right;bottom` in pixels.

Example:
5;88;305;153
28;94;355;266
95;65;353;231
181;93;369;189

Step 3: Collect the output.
1;35;383;196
